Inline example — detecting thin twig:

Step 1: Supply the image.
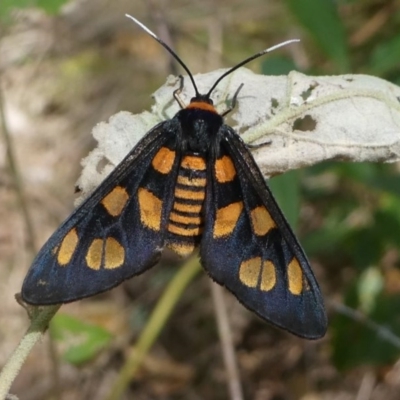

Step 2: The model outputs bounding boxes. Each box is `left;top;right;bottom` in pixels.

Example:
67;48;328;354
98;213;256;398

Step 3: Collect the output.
330;300;400;348
0;81;36;255
210;282;244;400
355;371;375;400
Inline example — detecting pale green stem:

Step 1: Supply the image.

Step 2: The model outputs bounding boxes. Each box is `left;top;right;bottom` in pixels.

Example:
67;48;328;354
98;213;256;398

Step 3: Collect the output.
0;305;60;399
106;257;201;400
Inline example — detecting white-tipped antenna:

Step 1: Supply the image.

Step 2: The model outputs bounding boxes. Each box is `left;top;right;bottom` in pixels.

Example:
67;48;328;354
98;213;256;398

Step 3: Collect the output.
265;39;300;53
125;14;300;100
205;38;300;97
125;14;200;96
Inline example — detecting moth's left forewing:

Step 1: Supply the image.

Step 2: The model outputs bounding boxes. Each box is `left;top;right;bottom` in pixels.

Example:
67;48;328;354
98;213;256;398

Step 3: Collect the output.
200;127;327;339
22;123;181;305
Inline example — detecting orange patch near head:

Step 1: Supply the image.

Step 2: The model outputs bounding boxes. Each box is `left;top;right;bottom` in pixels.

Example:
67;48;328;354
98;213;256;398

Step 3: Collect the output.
86;239;103;270
186;101;217;113
287;258;303;295
138;188;163;231
152;147;176;174
101;186;129;217
213;201;243;238
104;237;125;269
250;206;276;236
239;257;262;287
215;156;236;183
260;261;276;291
181;156;206;171
57;228;79;266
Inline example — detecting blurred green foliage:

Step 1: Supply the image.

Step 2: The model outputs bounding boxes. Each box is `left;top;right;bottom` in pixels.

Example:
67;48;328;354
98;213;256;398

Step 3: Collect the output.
49;313;113;365
0;0;67;20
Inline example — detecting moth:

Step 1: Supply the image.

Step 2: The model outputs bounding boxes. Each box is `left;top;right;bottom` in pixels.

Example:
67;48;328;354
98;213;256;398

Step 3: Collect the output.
22;15;327;339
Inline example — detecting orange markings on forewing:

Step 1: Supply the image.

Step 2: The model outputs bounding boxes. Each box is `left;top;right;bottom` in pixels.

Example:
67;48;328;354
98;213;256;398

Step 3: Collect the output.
85;237;125;270
138;188;163;231
175;188;205;201
250;206;276;236
169;212;201;225
173;202;203;213
57;228;79;266
167;241;196;256
186;101;217;113
215;156;236;183
181;156;206;171
86;239;103;270
101;186;129;217
152;147;176;174
260;261;276;291
168;223;202;237
213;201;243;238
104;237;125;269
287;258;303;295
239;257;261;287
239;257;277;292
177;175;206;187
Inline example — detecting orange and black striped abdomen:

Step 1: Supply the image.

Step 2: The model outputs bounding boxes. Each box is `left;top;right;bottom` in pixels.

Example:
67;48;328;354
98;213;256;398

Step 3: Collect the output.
165;153;207;256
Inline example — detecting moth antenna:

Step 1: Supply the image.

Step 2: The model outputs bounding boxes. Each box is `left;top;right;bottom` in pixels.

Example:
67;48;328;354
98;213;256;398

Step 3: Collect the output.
125;14;200;97
206;39;300;98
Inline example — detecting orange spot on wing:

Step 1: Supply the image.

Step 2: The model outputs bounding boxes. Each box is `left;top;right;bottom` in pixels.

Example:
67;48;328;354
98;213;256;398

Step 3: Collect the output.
260;261;276;291
250;206;276;236
215;156;236;183
287;258;303;295
213;201;243;238
138;188;163;231
152;147;176;174
57;228;79;266
239;257;262;287
86;239;103;270
104;237;125;269
101;186;129;217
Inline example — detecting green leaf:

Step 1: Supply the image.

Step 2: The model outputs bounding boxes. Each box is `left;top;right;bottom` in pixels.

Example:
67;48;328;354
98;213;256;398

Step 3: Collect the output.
370;34;400;76
36;0;66;15
0;0;32;21
332;287;400;370
49;313;113;365
269;170;300;231
284;0;349;71
261;56;298;75
0;0;66;20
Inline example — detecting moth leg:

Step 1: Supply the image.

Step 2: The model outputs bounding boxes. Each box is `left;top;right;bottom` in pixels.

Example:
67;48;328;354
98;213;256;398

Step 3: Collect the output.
173;75;187;109
221;83;244;117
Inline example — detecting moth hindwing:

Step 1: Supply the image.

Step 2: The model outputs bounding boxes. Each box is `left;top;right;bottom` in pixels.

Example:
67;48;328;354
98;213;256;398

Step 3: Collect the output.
21;17;327;339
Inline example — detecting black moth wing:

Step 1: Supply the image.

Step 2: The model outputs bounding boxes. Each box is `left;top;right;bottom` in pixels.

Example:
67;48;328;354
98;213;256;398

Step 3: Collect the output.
200;126;327;339
22;120;180;305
